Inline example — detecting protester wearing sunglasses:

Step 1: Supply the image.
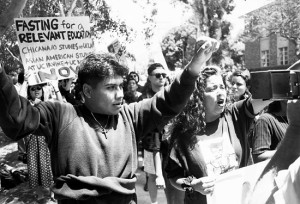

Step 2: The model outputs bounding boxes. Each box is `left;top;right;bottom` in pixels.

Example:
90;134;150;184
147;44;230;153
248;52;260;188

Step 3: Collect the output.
27;84;45;104
138;63;183;204
22;80;63;197
147;63;167;93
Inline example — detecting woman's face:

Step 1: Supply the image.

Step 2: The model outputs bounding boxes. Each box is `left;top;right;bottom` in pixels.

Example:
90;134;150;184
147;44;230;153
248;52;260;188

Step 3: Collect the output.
230;75;247;100
127;79;138;92
29;85;43;100
204;75;227;122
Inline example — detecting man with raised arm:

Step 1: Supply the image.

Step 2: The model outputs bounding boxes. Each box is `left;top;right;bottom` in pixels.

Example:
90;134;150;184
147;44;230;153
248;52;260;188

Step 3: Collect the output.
0;37;218;204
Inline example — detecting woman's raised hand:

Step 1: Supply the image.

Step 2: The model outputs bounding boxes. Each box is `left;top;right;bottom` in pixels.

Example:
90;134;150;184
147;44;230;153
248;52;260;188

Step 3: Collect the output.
187;36;219;76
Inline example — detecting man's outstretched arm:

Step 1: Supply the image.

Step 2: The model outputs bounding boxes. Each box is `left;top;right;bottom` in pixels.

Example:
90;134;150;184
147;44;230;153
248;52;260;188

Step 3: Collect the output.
0;63;40;140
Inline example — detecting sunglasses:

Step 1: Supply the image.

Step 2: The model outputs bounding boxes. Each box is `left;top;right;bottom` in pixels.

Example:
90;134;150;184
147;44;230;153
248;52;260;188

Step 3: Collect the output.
30;86;42;91
152;73;167;79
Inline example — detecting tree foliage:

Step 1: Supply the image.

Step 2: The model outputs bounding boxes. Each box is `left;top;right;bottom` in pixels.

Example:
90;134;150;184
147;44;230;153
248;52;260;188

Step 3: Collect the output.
0;0;147;72
242;0;300;58
162;0;240;70
161;24;197;70
243;0;300;41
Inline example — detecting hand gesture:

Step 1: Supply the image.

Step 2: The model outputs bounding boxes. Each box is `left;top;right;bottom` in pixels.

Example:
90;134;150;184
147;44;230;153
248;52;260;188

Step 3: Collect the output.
48;80;59;92
61;78;73;92
191;176;216;195
188;36;219;76
24;72;31;83
156;175;166;189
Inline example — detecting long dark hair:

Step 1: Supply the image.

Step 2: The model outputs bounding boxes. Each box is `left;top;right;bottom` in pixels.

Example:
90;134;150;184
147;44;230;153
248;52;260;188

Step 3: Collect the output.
169;66;228;151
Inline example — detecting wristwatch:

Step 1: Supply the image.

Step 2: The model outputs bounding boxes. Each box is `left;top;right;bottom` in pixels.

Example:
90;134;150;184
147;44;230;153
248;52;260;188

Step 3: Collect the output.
181;176;194;192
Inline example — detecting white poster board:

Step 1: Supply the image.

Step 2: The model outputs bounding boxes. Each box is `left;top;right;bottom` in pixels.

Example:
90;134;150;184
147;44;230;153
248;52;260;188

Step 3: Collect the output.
207;160;269;204
14;16;94;85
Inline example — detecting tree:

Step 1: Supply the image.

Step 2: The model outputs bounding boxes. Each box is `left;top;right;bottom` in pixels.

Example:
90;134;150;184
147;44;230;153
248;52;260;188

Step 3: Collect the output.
242;0;300;58
0;0;27;36
191;0;236;65
162;0;241;70
161;24;197;70
0;0;142;71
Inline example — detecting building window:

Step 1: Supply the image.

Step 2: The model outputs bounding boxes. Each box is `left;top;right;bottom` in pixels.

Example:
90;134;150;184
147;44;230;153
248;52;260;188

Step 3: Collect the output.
278;47;288;65
261;50;270;67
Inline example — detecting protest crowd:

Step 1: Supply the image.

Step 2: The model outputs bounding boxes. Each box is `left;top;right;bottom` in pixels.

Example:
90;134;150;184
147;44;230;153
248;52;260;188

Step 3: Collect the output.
1;3;300;204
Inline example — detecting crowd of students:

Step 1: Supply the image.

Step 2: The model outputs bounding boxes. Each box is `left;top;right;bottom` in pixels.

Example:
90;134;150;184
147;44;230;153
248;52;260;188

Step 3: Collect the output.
0;36;298;204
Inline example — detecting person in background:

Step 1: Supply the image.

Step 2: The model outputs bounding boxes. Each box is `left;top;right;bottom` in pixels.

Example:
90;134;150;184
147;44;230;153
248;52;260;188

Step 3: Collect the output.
138;63;168;204
59;77;80;105
229;68;256;165
0;36;218;204
165;65;272;204
128;71;143;92
27;82;63;104
251;100;288;163
123;76;142;104
229;68;251;102
7;69;19;85
17;79;62;200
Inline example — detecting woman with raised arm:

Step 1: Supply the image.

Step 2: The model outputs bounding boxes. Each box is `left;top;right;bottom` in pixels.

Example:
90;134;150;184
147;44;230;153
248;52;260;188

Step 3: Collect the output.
165;65;272;204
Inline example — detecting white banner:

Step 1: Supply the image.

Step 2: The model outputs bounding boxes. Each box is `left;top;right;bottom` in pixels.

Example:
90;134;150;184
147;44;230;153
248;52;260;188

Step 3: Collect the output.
14;16;94;85
207;160;269;204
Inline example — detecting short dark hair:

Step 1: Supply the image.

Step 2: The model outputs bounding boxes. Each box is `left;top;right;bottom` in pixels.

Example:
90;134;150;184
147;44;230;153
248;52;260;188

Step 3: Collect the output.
77;53;128;87
231;68;251;86
267;101;282;113
74;53;128;100
128;71;139;83
147;63;164;75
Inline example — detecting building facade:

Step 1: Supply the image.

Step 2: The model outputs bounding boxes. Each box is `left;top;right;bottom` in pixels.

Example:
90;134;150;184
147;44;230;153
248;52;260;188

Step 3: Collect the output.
245;33;298;71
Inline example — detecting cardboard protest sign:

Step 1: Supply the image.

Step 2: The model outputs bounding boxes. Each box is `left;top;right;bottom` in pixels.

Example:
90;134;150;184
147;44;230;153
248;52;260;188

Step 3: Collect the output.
107;39;128;67
14;16;94;85
107;39;121;54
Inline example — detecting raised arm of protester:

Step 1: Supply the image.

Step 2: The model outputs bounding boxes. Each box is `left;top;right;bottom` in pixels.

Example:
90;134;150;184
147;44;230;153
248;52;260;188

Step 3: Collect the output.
48;80;63;102
0;36;219;204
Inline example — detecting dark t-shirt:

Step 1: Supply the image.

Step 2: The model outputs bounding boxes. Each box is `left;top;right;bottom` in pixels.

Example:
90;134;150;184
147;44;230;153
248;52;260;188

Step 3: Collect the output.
138;88;162;152
251;113;288;155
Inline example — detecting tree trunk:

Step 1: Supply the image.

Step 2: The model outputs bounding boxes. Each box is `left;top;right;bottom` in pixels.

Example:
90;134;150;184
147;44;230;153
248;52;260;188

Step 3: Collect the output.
0;0;28;36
